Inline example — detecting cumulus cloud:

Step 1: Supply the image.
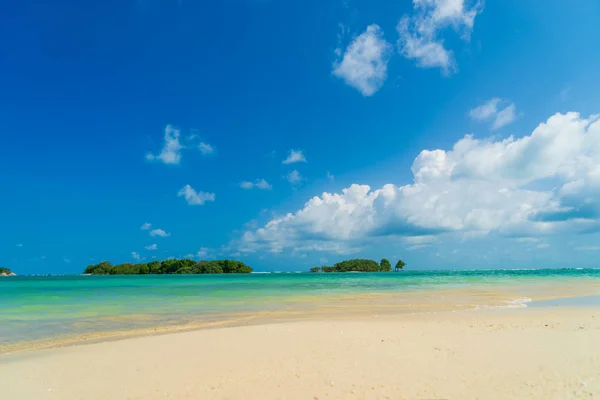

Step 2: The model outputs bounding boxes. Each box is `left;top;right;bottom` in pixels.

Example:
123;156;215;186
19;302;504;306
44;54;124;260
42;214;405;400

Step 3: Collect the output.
146;125;183;164
132;252;141;260
333;24;393;96
397;0;482;73
150;228;171;237
140;222;152;230
145;244;158;250
240;179;272;190
469;98;517;130
178;184;216;205
282;150;307;165
239;112;600;254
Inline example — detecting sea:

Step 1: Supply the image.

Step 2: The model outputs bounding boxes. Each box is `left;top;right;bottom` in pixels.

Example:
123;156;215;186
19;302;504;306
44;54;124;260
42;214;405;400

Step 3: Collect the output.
2;269;600;350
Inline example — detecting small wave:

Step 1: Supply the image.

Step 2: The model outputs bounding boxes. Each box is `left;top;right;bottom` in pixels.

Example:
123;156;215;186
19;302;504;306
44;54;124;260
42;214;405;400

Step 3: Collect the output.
504;297;532;306
472;297;532;311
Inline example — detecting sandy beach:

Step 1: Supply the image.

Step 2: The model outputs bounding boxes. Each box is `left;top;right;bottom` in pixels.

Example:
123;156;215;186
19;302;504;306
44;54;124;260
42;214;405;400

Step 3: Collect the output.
2;306;599;400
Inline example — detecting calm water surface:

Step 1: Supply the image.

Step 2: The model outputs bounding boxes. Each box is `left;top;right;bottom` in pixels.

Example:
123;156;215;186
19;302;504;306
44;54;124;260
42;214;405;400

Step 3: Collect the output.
2;269;600;346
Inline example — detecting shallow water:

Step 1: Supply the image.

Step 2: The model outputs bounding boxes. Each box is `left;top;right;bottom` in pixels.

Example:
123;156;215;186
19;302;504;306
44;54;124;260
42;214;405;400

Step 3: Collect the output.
2;269;600;347
530;294;600;307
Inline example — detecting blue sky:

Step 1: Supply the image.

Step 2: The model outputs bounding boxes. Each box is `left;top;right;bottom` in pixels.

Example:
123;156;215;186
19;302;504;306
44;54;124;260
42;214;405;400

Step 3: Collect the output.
2;0;600;274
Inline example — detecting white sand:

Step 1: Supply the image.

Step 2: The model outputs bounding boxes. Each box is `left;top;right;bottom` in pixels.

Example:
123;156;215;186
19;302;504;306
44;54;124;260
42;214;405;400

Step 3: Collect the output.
2;307;599;399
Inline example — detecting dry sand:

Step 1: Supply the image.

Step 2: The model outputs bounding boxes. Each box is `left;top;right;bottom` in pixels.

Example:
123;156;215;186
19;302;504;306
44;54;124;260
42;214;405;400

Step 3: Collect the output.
2;307;599;400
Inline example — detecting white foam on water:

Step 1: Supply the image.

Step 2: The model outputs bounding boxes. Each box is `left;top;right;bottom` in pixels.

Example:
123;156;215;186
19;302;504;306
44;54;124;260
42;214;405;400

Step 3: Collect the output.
504;297;533;307
471;297;533;311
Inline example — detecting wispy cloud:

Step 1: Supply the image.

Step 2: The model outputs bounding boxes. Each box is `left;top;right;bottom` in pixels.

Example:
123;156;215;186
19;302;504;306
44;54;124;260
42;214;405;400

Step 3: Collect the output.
146;125;183;164
197;247;210;257
145;244;158;250
178;184;216;205
397;0;482;74
576;246;600;252
469;98;518;130
16;243;23;248
140;222;152;230
132;252;141;260
240;179;272;190
286;170;303;185
198;142;215;155
150;228;171;237
333;24;392;96
282;150;307;165
560;86;571;101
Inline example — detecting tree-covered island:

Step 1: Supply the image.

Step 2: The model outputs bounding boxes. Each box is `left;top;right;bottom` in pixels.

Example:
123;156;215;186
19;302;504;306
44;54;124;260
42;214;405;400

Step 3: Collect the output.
0;267;16;276
310;258;406;273
83;259;252;275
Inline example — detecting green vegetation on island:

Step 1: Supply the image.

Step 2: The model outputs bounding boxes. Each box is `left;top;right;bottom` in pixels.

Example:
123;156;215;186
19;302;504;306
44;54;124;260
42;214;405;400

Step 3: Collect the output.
394;259;406;271
0;267;16;276
83;259;252;275
310;258;406;273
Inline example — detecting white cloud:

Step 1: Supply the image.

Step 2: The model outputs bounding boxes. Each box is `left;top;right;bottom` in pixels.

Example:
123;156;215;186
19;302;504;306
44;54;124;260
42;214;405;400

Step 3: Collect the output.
145;244;158;250
334;23;347;58
333;24;393;96
397;0;482;73
327;171;335;181
239;111;600;254
150;228;171;237
516;237;540;243
198;142;215;155
240;179;272;190
178;184;216;205
286;170;303;185
140;222;152;230
282;150;307;165
132;252;141;260
63;257;71;264
469;98;501;120
403;235;438;250
255;179;272;190
560;86;571;102
575;246;600;252
146;125;183;164
492;103;517;130
537;243;550;249
469;98;518;130
197;247;209;257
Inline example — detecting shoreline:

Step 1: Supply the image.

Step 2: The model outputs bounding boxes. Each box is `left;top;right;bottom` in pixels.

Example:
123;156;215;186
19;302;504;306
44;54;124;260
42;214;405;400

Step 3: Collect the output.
3;288;599;355
2;305;599;399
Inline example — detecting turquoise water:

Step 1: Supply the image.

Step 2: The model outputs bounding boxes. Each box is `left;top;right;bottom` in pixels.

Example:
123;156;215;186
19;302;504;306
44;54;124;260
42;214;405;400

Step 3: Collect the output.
2;269;600;346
